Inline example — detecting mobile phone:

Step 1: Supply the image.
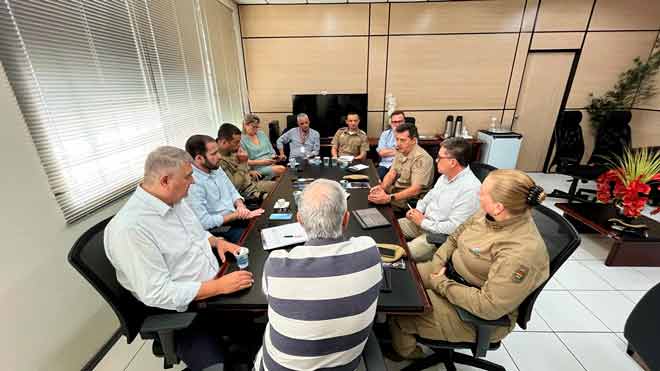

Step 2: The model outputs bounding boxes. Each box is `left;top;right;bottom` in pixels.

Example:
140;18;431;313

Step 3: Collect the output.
378;246;395;258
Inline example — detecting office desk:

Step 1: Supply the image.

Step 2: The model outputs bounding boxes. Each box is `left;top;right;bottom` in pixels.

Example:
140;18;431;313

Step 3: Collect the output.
199;160;431;314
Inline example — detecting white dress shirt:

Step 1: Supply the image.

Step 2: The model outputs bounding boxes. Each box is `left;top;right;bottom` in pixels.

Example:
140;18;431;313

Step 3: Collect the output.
416;166;481;235
104;186;219;312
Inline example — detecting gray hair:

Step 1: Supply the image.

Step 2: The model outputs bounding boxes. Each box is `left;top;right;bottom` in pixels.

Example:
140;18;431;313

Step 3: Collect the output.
296;113;309;122
144;146;192;184
298;179;347;239
243;113;260;125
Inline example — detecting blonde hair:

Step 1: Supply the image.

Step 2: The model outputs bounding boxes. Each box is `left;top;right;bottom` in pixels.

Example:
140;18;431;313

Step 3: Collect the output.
485;169;546;215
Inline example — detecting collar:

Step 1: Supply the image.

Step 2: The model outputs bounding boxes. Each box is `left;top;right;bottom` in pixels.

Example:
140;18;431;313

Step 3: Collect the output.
192;164;211;179
484;210;531;230
134;185;172;217
304;236;346;246
399;144;419;162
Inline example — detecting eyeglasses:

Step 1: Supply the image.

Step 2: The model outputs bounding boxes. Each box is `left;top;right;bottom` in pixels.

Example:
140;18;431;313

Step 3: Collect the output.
435;156;455;163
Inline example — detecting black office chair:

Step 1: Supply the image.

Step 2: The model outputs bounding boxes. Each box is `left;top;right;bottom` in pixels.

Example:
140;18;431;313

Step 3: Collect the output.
624;282;660;371
469;162;498;183
406;205;580;371
548;110;632;202
286;114;297;131
68;217;197;370
405;116;416;125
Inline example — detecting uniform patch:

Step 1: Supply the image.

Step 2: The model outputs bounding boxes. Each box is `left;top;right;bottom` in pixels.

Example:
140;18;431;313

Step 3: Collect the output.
511;266;529;283
470;247;481;256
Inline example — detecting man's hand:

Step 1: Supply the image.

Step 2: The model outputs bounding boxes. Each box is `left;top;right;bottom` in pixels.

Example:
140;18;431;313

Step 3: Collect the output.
406;208;425;226
249;170;262;180
235;204;251;219
248;208;265;218
369;184;384;194
216;271;254;294
368;188;391;204
215;239;241;263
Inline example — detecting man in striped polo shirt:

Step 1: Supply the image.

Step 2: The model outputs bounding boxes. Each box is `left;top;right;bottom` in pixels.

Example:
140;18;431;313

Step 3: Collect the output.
255;179;383;371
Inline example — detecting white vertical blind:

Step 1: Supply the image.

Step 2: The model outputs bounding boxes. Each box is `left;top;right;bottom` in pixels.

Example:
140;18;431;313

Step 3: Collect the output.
0;0;220;223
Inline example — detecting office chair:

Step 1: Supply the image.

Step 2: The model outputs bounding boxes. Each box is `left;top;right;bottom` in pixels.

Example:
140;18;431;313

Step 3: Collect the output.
405;205;580;371
405;116;416;125
548;110;632;202
624;282;660;371
68;217;198;370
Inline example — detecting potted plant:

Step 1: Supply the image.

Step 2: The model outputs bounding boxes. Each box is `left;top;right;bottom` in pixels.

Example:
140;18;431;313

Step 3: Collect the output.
596;148;660;218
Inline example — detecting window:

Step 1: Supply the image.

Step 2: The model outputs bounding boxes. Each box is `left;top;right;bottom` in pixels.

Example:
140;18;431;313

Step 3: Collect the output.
0;0;230;223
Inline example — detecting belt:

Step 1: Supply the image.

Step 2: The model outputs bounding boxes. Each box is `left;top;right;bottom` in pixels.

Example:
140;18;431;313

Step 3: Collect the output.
445;259;479;288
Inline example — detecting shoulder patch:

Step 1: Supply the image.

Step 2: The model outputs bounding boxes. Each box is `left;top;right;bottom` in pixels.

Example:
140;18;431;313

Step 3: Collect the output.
511;265;529;283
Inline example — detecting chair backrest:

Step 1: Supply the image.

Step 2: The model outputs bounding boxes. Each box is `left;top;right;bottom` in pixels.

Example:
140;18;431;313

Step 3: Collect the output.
624;282;660;371
404;116;416;125
286;114;297;131
516;205;580;329
268;120;281;148
68;216;152;342
588;110;632;165
469;162;497;182
550;111;585;171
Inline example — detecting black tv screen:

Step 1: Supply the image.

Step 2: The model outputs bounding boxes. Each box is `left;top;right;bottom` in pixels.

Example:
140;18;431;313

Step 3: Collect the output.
292;94;368;138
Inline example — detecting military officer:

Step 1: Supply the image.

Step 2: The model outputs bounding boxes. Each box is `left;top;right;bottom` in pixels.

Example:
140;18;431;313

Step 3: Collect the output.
387;169;550;360
368;122;434;214
331;112;369;160
216;123;275;202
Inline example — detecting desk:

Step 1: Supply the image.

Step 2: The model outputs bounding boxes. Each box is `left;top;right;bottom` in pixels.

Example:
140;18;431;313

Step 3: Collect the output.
556;202;660;266
199;160;431;314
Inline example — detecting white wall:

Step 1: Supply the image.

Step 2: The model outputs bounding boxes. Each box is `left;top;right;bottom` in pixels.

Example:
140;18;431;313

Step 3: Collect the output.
0;64;125;370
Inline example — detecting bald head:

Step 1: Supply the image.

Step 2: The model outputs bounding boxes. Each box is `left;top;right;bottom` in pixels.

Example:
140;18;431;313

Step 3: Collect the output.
298;179;348;239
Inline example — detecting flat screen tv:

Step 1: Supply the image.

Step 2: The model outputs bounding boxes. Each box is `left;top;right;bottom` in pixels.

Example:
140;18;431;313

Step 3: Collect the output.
292;94;368;138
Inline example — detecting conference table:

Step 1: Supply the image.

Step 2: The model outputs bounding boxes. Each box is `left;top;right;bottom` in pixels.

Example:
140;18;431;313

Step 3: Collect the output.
198;160;432;315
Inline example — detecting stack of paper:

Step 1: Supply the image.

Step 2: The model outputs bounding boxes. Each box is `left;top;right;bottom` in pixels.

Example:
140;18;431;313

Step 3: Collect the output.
261;222;308;250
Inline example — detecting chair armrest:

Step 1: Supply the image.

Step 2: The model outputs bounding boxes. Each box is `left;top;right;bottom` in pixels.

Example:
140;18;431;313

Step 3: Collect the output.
140;312;197;367
363;330;387;371
426;233;448;246
455;306;509;357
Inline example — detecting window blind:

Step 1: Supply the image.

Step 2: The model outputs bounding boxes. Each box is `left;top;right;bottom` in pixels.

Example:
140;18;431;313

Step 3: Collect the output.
0;0;219;223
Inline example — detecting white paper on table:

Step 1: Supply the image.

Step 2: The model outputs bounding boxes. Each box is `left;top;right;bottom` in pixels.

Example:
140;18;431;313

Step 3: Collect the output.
339;155;355;162
348;164;369;171
261;222;308;250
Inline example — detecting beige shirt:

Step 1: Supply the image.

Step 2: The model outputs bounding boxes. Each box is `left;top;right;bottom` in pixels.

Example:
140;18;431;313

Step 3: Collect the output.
428;210;550;321
390;144;434;195
331;127;369;157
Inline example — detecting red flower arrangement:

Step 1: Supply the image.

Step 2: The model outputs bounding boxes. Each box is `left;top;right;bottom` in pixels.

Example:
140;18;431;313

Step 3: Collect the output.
596;148;660;218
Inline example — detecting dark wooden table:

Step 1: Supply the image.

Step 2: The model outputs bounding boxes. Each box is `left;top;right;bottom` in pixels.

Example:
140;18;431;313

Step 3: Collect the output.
556;202;660;266
199;160;432;314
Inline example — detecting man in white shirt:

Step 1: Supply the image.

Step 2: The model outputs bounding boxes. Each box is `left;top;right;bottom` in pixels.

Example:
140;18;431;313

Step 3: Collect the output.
104;146;254;371
398;137;481;262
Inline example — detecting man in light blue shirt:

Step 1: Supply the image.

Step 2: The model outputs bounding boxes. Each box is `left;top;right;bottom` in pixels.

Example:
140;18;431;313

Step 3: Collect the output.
185;135;264;243
276;113;320;160
376;110;406;179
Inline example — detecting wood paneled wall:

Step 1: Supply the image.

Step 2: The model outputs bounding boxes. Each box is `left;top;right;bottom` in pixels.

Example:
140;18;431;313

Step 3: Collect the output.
238;0;659;152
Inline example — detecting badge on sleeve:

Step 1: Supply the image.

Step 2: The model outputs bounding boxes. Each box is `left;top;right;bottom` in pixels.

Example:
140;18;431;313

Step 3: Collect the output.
511;265;529;283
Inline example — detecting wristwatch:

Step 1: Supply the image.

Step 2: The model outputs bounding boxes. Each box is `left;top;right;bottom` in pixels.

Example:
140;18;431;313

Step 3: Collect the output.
390;194;395;202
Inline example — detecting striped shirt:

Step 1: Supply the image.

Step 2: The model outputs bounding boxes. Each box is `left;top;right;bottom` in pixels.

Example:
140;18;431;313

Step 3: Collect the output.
255;236;383;371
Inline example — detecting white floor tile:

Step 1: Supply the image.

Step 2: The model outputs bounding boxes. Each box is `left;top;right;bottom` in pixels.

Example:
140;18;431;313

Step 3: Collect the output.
558;332;642;371
632;267;660;284
534;291;609;332
616;332;628;344
582;261;656;290
95;337;144;371
569;235;611;261
554;261;614;290
572;291;636;332
456;346;519;371
543;277;566;290
620;290;648;304
504;332;585;371
125;340;187;371
514;309;552;332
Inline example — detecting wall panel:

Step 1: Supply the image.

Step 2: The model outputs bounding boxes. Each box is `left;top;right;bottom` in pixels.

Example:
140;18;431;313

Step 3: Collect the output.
589;0;660;31
535;0;593;32
368;36;387;111
240;4;369;37
370;3;389;35
368;111;385;136
521;0;539;32
387;34;518;110
402;110;504;137
389;1;524;35
244;37;368;112
506;32;532;109
531;32;584;50
567;31;658;108
630;109;660;148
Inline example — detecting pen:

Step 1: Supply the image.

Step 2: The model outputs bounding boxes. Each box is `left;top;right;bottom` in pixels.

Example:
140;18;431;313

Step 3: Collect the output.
284;235;303;238
407;203;413;210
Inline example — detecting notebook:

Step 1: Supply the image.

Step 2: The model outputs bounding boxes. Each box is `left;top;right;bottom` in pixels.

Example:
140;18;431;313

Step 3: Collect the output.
261;222;308;250
352;208;390;229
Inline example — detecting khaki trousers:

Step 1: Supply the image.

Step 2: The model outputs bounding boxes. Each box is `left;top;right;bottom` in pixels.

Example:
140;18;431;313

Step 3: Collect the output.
398;218;438;262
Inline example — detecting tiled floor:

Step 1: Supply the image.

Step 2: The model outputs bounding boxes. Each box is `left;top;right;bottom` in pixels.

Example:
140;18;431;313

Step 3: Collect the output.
96;173;658;371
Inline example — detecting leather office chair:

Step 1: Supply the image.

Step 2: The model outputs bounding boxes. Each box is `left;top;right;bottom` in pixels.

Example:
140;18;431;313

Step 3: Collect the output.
548;110;632;202
405;116;416;125
624;282;660;371
68;217;198;370
406;205;580;371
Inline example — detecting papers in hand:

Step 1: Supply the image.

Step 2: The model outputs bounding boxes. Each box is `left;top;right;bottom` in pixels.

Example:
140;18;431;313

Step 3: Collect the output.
261;222;308;250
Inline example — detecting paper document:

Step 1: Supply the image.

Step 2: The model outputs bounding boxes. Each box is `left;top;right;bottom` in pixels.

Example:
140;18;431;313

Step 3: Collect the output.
339;155;355;162
348;164;369;171
261;222;308;250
